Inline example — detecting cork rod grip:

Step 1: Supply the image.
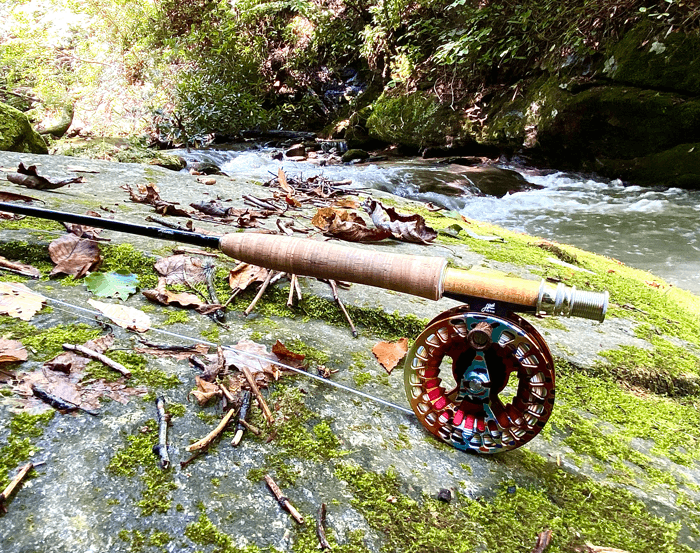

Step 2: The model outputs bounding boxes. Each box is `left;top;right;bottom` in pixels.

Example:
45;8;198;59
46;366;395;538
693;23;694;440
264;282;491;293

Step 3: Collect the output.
219;233;447;300
442;268;541;307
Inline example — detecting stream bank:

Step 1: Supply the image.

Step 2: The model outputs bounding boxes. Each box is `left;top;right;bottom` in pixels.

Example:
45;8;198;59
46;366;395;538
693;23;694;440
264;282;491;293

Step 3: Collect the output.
0;151;698;553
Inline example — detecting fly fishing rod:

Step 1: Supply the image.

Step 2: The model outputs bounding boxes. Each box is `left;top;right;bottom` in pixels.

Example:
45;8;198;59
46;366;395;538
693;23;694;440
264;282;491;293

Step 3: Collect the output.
0;200;608;453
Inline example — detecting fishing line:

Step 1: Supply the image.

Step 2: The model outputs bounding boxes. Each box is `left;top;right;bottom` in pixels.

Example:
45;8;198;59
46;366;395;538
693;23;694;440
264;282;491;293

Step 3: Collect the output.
3;282;415;416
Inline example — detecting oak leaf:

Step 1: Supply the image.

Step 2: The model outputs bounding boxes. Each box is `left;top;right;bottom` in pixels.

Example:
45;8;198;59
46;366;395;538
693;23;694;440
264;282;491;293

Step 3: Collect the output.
154;255;206;285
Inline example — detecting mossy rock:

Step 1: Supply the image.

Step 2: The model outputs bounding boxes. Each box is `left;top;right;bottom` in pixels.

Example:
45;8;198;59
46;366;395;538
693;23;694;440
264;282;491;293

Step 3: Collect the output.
598;142;700;189
0;102;48;154
484;77;700;171
366;92;470;151
604;21;700;96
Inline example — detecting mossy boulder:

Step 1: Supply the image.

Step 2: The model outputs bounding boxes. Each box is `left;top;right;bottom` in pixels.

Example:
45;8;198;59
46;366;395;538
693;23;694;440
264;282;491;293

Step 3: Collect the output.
604;21;700;96
366;92;470;151
598;142;700;189
0;102;48;154
483;77;700;175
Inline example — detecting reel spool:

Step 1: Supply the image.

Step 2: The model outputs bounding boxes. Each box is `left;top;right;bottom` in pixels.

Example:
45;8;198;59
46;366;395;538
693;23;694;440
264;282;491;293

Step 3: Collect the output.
404;306;555;453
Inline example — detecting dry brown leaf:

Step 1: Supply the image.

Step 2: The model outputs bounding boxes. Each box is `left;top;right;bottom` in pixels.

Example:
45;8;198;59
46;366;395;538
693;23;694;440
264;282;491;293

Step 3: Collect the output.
372;338;409;373
0;190;43;203
154;255;206;285
332;198;360;209
190;375;222;405
143;288;220;314
229;263;270;292
312;207;391;242
0;256;41;278
0;338;27;363
88;299;151;332
363;198;437;244
48;233;102;278
278;167;294;195
0;282;45;321
7;162;83;190
272;340;307;369
223;340;279;386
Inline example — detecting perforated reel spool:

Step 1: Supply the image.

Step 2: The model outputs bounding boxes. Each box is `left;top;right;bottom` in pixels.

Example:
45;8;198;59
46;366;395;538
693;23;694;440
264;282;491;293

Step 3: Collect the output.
404;307;555;453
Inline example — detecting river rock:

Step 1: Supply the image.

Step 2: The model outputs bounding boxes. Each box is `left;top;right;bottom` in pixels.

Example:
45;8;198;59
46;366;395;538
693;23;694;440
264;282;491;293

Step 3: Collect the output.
35;104;74;139
284;143;306;158
341;148;369;163
0;101;48;154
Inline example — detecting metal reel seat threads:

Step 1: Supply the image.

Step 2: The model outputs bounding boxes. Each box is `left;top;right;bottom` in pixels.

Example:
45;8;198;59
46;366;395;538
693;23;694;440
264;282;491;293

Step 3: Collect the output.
404;311;555;453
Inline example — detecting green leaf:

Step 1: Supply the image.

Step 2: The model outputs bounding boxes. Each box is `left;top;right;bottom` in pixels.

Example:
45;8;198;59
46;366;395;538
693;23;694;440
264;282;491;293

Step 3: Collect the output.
85;271;139;301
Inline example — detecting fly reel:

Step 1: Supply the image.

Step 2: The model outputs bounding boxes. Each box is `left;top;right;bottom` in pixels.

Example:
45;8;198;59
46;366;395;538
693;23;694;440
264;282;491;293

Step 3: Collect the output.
404;305;555;453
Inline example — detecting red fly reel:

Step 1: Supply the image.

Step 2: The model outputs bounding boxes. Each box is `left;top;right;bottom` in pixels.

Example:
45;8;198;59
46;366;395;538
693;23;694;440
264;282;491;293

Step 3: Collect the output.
404;306;555;453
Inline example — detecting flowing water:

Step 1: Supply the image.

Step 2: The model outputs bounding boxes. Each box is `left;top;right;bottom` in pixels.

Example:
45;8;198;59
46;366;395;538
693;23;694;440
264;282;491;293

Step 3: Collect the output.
179;146;700;295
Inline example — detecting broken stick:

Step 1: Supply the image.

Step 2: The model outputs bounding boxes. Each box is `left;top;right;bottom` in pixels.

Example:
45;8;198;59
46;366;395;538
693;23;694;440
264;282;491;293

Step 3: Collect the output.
329;279;357;337
239;364;274;424
0;461;44;513
264;474;304;524
186;408;237;452
63;343;131;378
316;502;332;550
244;270;274;316
231;390;251;446
152;395;170;469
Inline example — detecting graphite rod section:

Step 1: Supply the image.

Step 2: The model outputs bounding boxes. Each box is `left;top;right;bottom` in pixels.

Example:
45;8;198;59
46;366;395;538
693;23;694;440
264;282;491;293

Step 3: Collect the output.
0;202;221;249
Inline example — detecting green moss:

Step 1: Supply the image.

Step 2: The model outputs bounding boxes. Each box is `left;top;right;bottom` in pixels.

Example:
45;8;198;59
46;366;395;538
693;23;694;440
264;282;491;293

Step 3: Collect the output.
247;386;346;487
0;319;102;361
100;243;159;289
201;324;221;343
336;461;693;553
292;524;370;553
283;339;330;366
0;241;54;274
228;285;425;342
552;360;700;471
84;350;180;389
353;372;372;388
0;217;64;233
107;419;177;516
597;336;700;396
163;309;190;325
185;512;261;553
168;403;187;418
0;411;54;490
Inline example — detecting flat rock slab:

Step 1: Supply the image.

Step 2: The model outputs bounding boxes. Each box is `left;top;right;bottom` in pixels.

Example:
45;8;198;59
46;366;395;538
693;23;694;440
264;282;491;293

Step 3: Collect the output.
0;151;698;553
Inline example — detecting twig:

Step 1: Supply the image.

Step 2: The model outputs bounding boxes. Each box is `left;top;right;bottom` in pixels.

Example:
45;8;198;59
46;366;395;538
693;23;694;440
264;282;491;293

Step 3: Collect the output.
316;502;332;550
264;474;304;524
180;450;204;469
287;274;298;307
153;395;170;469
531;529;553;553
239;364;274;424
0;461;44;513
218;382;236;404
231;390;251;446
244;270;274;316
328;280;357;337
145;215;190;231
186;408;237;452
62;343;131;378
239;419;261;436
294;274;302;301
242;194;278;211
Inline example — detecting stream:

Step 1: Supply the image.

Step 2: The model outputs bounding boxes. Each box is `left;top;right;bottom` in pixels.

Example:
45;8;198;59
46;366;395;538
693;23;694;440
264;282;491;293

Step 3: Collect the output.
177;146;700;296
